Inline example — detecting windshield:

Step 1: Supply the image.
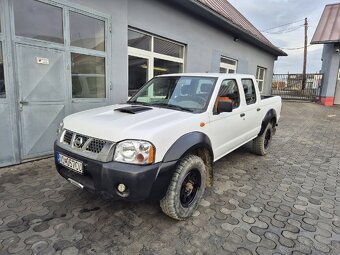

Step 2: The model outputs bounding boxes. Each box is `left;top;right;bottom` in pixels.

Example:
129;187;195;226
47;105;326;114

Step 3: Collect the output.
128;76;217;113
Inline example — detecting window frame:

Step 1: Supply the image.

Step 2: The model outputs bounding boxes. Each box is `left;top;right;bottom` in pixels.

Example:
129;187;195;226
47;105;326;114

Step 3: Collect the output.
214;79;241;113
11;0;66;45
9;0;111;102
256;66;267;93
220;56;237;74
67;8;109;100
128;27;185;96
241;78;257;105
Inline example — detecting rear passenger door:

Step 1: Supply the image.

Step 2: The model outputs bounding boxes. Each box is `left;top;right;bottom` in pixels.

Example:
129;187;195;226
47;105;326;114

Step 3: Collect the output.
209;79;246;160
240;78;262;139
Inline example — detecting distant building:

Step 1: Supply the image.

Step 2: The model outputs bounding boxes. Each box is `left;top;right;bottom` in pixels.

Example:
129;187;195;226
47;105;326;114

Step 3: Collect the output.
311;3;340;106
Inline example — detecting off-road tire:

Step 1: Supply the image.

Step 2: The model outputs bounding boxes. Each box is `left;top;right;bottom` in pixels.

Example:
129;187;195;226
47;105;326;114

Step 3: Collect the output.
160;154;206;220
253;123;273;156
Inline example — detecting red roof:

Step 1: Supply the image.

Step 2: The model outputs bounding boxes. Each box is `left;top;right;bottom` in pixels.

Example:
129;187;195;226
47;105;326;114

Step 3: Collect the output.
197;0;284;54
311;3;340;44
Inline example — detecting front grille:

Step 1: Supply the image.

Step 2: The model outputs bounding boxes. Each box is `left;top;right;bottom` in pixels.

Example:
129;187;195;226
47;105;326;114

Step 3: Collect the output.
63;131;73;144
86;139;107;153
61;130;109;154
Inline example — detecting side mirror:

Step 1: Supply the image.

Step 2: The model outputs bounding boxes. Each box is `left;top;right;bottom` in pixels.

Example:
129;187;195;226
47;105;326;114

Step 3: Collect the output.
217;100;233;114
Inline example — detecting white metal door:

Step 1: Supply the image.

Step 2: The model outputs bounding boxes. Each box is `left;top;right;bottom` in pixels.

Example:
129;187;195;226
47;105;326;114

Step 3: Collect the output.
209;109;246;160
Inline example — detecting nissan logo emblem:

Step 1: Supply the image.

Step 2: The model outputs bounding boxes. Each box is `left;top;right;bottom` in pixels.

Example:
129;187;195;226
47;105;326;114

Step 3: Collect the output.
74;137;84;148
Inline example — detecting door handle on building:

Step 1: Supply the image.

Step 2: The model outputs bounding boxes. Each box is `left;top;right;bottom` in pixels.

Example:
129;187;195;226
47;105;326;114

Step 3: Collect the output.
19;101;29;111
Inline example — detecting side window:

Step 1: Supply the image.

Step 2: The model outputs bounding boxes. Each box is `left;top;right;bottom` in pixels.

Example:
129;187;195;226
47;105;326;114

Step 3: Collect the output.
215;79;240;111
241;79;257;105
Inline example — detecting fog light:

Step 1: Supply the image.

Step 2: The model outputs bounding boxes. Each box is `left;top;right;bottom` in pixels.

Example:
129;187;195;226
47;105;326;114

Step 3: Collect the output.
117;184;126;193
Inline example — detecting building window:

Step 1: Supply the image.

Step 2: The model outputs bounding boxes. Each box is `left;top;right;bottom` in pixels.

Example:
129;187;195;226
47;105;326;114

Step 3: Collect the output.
220;57;237;74
241;79;257;105
128;28;185;97
70;11;105;51
13;0;64;44
70;12;107;99
71;54;106;98
0;42;5;98
256;66;266;92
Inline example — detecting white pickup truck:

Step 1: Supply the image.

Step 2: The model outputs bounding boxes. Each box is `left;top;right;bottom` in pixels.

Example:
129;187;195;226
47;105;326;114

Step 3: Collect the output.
54;73;281;220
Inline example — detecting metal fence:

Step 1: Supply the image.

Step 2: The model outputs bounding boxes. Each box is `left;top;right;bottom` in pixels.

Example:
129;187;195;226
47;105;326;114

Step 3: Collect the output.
272;73;323;101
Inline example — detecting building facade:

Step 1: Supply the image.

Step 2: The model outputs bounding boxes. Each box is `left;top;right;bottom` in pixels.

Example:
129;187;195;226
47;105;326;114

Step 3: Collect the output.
311;3;340;106
0;0;285;167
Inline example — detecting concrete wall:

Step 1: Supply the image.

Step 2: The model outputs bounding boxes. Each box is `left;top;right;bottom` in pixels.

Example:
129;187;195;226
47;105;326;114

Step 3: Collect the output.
69;0;278;98
127;0;276;96
320;43;340;105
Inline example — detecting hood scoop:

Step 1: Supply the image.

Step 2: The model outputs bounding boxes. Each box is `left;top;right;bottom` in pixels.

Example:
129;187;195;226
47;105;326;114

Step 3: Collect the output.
114;105;153;114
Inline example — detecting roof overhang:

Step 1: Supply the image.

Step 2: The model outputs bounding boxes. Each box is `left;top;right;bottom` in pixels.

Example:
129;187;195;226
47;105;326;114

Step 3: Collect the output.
311;4;340;45
311;40;340;45
172;0;287;57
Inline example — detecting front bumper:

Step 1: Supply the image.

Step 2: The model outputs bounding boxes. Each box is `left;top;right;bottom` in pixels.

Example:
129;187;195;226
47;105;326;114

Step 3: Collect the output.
54;143;177;201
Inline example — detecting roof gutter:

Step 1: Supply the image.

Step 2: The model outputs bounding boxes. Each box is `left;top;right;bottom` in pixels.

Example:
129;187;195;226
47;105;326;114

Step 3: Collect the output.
173;0;287;57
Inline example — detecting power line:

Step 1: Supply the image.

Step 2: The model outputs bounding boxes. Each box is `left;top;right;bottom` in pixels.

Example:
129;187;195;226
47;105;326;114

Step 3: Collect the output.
279;44;314;50
261;19;305;32
264;24;304;34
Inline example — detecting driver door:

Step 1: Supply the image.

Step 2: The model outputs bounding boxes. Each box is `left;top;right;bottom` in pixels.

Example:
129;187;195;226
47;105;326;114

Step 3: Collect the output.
209;79;246;160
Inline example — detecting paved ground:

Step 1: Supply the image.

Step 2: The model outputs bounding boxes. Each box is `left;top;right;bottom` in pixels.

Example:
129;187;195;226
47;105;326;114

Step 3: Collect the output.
1;102;340;255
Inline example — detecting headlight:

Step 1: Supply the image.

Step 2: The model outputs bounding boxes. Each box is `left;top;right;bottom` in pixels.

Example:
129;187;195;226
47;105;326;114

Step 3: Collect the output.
114;140;155;165
57;121;64;135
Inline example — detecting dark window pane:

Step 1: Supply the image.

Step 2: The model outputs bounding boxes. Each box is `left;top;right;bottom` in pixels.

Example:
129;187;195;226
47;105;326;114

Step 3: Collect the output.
128;56;148;97
220;67;227;73
154;58;183;77
221;57;237;66
154;38;183;58
228;69;236;74
70;12;105;51
258;81;264;92
217;79;240;109
71;53;106;98
0;43;5;98
128;30;151;51
241;79;257;105
13;0;63;43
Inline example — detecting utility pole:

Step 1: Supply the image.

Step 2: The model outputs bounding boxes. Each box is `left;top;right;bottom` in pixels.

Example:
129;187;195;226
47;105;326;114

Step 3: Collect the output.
302;17;308;90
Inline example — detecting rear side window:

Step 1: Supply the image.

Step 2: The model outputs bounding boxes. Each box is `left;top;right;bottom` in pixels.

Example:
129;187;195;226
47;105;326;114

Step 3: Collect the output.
241;79;257;105
215;79;240;110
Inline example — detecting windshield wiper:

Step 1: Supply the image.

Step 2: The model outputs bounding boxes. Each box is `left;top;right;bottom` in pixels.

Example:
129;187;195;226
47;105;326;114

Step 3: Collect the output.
150;103;194;113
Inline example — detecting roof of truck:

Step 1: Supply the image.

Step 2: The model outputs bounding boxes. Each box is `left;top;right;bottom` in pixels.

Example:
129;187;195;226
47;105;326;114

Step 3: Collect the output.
157;73;255;78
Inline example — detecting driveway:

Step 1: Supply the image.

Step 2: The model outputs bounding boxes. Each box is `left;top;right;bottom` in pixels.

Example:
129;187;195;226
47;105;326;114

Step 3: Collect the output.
0;102;340;255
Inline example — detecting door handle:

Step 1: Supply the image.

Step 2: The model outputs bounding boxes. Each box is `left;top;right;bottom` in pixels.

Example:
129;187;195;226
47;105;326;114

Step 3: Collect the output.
19;101;29;111
240;113;245;117
257;108;261;112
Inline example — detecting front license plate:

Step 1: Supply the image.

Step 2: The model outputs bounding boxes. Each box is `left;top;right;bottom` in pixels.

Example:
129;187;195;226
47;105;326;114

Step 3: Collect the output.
57;153;83;174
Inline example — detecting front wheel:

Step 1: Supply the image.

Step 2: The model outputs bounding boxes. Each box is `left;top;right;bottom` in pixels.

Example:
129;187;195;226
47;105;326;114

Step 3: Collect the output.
253;123;273;156
160;154;206;220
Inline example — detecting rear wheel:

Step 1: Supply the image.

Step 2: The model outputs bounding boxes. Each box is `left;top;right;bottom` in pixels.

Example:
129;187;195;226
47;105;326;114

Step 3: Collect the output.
253;122;273;156
160;154;206;220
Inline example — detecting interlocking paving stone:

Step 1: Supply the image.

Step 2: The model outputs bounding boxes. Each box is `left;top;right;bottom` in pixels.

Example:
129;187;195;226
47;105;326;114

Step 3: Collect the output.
0;102;340;254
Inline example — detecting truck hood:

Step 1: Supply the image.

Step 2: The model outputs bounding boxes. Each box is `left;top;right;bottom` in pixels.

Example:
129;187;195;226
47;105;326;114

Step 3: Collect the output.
63;104;197;142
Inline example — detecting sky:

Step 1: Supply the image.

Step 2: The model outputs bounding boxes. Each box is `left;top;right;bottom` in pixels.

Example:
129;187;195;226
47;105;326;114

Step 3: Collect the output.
228;0;340;74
